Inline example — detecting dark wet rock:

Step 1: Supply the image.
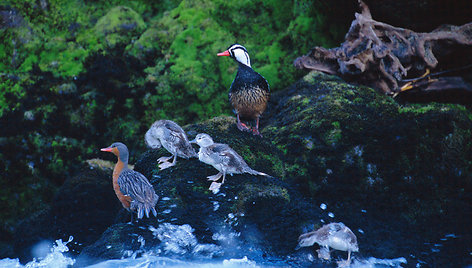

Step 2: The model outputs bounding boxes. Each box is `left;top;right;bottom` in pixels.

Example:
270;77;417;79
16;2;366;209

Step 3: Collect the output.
264;71;472;266
15;72;472;267
12;168;120;263
76;116;321;266
78;73;472;267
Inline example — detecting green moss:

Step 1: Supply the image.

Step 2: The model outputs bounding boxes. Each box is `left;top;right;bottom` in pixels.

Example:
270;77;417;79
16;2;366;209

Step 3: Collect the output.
94;6;146;49
0;78;25;117
235;184;290;212
126;28;161;60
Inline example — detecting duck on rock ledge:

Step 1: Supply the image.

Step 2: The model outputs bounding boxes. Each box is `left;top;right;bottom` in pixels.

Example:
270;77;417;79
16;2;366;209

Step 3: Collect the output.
218;44;270;136
101;142;158;222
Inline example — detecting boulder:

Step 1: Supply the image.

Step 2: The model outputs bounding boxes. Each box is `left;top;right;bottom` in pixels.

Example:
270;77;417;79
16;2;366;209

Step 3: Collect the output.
17;72;472;267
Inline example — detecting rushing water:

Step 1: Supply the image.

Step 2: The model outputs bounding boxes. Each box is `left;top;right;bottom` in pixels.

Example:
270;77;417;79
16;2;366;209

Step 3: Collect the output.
0;222;409;268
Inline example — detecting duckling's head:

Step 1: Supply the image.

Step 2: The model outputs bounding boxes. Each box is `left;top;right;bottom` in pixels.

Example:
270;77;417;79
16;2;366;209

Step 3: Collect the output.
190;133;214;147
101;142;129;163
217;44;251;67
144;126;162;149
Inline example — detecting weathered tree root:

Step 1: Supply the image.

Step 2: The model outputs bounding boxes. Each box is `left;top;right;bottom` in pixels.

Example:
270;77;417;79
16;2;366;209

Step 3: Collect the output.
294;0;472;103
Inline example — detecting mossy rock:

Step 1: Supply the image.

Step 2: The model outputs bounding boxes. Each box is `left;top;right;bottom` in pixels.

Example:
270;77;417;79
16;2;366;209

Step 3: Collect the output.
94;6;146;49
23;72;472;266
264;71;472;216
125;28;161;61
76;116;321;265
262;71;472;265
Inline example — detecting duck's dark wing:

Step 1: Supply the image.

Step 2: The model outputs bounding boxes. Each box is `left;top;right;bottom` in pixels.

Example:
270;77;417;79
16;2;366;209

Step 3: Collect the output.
230;64;270;93
162;121;196;158
209;143;248;171
118;169;157;204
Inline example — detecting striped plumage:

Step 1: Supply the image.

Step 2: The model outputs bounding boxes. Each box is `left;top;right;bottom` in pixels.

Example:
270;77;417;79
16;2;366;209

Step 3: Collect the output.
145;120;197;170
218;44;270;136
118;169;158;219
101;142;158;221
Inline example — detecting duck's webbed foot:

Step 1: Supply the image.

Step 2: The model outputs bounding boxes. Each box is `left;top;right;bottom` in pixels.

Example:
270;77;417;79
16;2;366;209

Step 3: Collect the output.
157;156;173;163
336;259;351;267
236;114;252;132
336;250;352;267
209;182;222;194
252;127;262;137
316;246;331;260
207;172;223;181
237;122;252;132
159;161;175;170
252;117;263;137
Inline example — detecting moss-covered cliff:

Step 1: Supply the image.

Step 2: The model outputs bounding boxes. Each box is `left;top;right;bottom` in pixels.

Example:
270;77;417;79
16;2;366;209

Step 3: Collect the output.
0;0;351;236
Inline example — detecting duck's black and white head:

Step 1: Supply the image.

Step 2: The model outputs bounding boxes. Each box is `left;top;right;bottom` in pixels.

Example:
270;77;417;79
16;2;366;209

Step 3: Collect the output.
217;44;251;67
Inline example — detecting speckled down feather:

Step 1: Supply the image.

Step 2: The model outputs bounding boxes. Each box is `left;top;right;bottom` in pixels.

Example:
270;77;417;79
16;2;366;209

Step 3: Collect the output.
145;120;197;159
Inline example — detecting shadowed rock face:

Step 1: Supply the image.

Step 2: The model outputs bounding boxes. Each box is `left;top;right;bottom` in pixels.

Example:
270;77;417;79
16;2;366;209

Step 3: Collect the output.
12;169;120;263
11;72;472;267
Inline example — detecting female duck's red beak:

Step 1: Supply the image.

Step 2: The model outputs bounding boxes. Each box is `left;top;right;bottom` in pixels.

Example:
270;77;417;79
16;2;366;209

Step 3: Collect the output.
100;147;113;152
217;50;230;56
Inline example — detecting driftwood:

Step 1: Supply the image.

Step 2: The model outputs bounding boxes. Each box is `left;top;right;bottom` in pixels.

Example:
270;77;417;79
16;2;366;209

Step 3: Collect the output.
294;0;472;103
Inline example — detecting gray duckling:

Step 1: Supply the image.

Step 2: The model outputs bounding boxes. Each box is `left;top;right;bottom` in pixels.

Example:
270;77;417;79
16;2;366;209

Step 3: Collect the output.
190;133;268;192
296;222;358;266
101;142;158;222
145;120;197;170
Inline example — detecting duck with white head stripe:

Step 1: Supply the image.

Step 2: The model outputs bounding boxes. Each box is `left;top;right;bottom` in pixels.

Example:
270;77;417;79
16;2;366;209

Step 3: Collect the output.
218;44;270;136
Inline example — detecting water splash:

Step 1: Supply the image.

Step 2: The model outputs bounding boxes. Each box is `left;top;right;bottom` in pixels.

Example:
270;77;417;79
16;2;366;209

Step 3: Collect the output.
350;257;407;267
0;236;75;268
149;223;222;257
87;255;259;268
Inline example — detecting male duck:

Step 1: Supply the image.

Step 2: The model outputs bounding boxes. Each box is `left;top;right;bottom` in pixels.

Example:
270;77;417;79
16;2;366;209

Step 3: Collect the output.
218;44;270;136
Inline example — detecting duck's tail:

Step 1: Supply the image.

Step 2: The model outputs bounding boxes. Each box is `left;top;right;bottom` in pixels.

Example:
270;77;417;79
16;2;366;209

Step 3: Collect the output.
136;202;158;219
246;168;271;177
133;194;159;219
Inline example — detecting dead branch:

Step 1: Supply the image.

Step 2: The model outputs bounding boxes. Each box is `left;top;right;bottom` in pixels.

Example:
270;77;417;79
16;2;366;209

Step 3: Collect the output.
294;0;472;102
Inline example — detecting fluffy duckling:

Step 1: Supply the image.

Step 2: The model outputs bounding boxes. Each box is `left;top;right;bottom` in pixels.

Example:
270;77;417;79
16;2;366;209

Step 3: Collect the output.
101;142;158;222
190;133;268;192
218;44;270;136
297;222;358;267
145;120;197;170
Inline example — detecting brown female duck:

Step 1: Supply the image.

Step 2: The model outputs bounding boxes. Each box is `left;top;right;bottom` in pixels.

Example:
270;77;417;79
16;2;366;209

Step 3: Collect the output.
101;142;158;221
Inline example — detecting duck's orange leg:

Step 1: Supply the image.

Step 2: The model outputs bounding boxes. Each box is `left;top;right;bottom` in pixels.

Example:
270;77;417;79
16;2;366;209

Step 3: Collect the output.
236;114;251;132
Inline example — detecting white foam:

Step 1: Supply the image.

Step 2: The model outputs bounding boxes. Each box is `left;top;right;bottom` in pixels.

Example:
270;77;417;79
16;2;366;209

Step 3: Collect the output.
0;237;75;268
350;256;407;267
